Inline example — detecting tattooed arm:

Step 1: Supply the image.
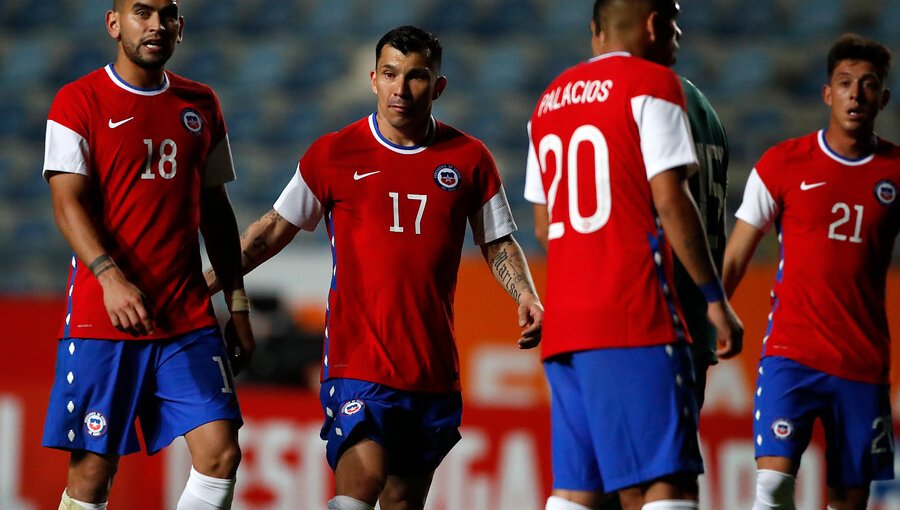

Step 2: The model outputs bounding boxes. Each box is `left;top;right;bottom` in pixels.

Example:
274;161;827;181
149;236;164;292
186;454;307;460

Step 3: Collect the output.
480;234;543;349
205;209;301;294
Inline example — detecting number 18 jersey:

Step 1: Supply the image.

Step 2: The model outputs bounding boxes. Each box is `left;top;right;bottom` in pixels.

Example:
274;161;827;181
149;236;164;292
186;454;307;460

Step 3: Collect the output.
525;52;698;359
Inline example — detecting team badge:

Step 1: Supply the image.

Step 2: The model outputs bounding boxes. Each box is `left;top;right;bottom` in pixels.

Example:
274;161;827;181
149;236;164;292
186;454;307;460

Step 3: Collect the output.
433;164;461;191
771;418;794;440
341;400;365;416
874;180;896;205
84;411;107;437
181;108;204;134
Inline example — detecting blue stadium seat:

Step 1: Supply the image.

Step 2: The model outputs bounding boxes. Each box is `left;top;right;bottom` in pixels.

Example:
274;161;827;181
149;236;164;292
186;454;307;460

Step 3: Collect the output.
710;45;774;100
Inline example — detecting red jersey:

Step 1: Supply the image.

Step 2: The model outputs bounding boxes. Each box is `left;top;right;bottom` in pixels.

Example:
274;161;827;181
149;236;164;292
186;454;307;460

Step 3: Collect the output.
735;130;900;384
43;65;235;340
274;114;516;392
524;52;698;359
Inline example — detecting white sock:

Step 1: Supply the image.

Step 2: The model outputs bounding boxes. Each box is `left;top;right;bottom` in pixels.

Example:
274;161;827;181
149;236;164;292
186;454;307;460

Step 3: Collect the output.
328;495;375;510
545;495;593;510
642;500;698;510
60;489;108;510
175;467;236;510
753;469;796;509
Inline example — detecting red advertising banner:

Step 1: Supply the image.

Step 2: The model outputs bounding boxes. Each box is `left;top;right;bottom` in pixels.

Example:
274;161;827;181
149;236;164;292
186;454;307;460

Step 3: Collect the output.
3;263;900;509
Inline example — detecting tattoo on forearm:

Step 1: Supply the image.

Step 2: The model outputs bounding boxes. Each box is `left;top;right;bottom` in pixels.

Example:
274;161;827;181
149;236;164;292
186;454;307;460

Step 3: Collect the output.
242;235;268;269
492;244;529;304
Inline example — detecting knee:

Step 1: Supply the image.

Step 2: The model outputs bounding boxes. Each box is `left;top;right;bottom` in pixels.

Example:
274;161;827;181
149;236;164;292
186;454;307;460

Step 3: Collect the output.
193;442;242;479
754;469;795;509
68;452;119;501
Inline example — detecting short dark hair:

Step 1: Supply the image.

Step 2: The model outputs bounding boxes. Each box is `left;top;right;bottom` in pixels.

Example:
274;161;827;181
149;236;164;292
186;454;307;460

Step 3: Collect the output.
827;33;891;83
375;25;442;72
592;0;678;35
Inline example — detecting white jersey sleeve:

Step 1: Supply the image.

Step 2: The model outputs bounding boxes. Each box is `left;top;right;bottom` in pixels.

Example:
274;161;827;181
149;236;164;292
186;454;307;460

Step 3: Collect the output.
523;122;547;205
470;185;517;245
631;95;698;180
43;120;89;180
273;164;325;231
202;135;236;187
734;168;778;232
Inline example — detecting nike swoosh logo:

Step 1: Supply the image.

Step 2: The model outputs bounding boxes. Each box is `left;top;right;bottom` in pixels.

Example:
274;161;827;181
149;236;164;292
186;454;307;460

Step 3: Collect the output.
800;181;827;191
353;170;381;181
108;117;135;128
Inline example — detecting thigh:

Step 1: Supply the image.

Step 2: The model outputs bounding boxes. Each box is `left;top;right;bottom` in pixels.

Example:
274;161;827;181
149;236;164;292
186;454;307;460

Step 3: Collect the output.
824;378;893;487
543;354;604;492
142;327;242;454
573;344;703;493
319;379;461;476
43;339;153;455
753;356;826;463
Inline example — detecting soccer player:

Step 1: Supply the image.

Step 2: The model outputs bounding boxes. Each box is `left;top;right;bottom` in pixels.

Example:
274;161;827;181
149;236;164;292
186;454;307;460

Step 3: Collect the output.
523;1;743;509
723;34;897;510
41;1;255;509
529;0;732;412
205;25;544;510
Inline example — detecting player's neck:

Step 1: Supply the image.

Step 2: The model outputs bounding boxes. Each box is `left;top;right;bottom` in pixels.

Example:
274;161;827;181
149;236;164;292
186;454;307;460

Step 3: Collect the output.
377;114;433;147
824;125;877;159
112;59;167;90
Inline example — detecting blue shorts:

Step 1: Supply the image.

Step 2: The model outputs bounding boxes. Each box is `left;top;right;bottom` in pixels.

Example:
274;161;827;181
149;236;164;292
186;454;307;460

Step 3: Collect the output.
544;344;703;493
42;327;242;456
754;356;894;486
319;378;462;475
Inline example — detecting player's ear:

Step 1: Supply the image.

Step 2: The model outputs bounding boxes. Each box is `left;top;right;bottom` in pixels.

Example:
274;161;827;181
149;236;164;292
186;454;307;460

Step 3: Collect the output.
106;10;121;40
176;15;185;44
370;70;378;94
645;10;658;43
880;88;891;110
822;83;833;107
432;75;447;100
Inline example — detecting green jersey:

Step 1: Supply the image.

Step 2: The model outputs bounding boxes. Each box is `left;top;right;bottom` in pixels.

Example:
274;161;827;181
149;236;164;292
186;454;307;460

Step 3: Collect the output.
674;77;729;364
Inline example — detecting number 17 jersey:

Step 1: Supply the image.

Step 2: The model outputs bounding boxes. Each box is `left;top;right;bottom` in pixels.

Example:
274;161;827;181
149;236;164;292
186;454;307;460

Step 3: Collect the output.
525;52;698;359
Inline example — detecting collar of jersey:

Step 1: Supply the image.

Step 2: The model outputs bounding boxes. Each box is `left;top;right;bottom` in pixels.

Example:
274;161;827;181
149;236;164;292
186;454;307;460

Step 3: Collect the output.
104;64;170;96
817;129;876;166
589;51;631;63
368;113;434;155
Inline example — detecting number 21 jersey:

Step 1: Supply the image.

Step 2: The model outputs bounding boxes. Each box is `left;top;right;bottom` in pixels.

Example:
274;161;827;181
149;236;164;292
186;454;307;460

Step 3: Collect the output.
735;130;900;384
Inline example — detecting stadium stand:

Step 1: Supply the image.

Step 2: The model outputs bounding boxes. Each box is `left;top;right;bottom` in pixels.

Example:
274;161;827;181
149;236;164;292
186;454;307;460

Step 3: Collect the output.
1;0;898;291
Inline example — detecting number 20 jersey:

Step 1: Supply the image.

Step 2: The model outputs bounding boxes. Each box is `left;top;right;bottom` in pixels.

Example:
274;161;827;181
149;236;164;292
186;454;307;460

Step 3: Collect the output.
274;114;516;393
43;65;233;340
735;130;900;384
525;52;698;359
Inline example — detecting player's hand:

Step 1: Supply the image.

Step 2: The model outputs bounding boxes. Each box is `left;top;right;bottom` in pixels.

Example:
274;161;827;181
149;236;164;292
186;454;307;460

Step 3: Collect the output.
517;295;543;349
98;267;154;337
708;299;744;359
224;312;255;375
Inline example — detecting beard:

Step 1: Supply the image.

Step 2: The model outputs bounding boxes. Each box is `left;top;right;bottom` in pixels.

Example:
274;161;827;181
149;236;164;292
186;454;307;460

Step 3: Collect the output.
121;39;175;70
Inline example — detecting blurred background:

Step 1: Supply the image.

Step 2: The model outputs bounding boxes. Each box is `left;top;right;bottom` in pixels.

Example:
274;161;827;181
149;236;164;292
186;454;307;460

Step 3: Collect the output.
3;0;900;508
2;0;900;293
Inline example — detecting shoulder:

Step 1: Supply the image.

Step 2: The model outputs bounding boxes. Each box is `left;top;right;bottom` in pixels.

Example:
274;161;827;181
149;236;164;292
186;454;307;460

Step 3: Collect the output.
165;71;218;99
756;132;818;172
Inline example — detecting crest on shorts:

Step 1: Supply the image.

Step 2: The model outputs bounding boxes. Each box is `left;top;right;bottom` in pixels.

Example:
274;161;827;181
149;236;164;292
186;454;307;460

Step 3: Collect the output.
875;180;896;205
84;411;108;437
434;164;461;192
341;400;365;416
181;108;204;135
771;418;794;440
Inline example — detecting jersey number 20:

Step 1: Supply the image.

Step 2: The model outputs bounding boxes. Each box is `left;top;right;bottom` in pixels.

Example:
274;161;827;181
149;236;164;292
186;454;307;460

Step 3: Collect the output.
538;125;611;240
